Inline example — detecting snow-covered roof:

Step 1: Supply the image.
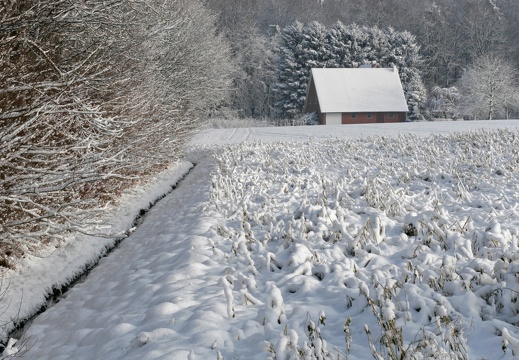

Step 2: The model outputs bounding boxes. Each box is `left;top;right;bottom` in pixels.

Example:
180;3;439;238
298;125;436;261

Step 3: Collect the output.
309;68;408;113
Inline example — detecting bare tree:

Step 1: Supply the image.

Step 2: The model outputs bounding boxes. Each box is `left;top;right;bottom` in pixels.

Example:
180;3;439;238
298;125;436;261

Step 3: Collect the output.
458;55;519;120
229;28;276;118
203;0;519;117
114;0;234;166
205;0;276;119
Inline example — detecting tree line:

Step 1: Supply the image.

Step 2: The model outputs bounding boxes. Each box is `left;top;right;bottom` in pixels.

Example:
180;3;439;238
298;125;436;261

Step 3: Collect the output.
207;0;519;120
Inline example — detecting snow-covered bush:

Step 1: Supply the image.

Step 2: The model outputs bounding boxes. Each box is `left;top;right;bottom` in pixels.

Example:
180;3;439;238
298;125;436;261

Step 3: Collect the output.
428;86;461;120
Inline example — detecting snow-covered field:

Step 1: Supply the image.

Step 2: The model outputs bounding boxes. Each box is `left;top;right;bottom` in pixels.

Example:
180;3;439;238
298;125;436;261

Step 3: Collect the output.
3;120;519;359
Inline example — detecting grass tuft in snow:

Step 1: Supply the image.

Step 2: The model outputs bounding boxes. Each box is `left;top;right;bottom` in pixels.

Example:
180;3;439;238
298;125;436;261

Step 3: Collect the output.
207;129;519;359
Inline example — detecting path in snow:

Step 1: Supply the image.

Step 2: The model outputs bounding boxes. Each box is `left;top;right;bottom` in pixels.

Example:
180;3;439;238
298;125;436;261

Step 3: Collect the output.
15;152;231;359
0;162;194;346
7;163;197;344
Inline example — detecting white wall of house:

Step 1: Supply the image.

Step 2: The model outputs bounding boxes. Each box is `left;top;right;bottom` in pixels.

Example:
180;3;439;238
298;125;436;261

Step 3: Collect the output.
325;112;342;125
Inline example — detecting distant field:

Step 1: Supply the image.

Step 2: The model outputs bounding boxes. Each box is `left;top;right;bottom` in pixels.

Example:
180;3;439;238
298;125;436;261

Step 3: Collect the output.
189;119;519;146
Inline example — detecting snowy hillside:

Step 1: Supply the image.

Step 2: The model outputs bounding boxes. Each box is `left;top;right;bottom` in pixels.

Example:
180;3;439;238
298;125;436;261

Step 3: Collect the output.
4;120;519;359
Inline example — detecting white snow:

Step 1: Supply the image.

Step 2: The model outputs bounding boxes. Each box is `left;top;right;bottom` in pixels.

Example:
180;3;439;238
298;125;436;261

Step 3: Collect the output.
189;119;519;146
3;120;519;359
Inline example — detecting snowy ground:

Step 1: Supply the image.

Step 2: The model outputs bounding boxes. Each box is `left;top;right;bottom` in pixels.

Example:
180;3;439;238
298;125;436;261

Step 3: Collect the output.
189;119;519;146
3;120;519;359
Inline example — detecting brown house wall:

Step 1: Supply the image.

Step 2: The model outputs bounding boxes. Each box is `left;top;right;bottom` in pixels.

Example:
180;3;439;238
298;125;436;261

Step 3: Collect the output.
340;112;406;124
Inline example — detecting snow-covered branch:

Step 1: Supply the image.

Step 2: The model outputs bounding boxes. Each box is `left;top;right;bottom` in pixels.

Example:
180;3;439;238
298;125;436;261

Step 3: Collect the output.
0;0;232;263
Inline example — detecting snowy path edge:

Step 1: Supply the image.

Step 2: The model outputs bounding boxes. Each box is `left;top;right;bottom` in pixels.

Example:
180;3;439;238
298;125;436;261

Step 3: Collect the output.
0;160;194;344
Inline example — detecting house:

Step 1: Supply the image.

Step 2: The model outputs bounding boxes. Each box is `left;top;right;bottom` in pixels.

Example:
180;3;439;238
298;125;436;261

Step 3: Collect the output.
304;67;408;125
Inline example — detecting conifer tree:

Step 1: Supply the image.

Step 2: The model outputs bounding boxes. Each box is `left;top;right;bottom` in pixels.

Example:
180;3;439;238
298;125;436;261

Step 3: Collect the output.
300;21;330;69
384;27;428;120
274;21;307;119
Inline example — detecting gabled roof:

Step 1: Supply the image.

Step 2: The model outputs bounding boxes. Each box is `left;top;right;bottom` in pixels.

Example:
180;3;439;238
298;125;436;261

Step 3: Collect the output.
308;68;408;113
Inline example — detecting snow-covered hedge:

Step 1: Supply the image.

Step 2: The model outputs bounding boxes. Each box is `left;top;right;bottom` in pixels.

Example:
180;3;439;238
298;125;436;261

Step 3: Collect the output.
0;0;232;262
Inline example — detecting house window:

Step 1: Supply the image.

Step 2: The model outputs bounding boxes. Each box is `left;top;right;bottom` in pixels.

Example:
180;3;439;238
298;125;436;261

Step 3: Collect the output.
366;113;372;119
388;113;394;118
351;113;356;119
